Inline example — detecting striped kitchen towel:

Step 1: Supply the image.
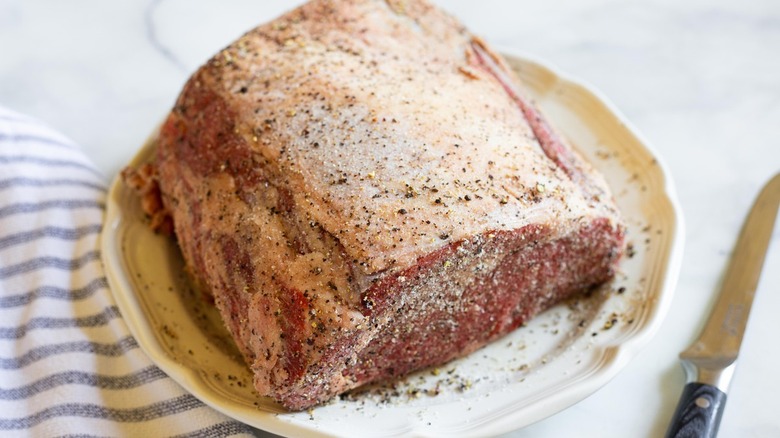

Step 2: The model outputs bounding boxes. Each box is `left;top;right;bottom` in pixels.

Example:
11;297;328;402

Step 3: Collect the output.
0;107;256;437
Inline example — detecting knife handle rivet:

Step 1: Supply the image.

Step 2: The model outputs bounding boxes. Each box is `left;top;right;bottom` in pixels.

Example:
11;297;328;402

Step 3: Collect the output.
695;397;711;409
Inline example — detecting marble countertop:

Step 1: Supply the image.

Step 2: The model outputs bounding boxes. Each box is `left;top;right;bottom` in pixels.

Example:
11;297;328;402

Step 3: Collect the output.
2;0;778;436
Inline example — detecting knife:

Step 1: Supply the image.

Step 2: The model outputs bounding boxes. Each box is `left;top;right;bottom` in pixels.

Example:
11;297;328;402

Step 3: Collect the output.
666;172;780;438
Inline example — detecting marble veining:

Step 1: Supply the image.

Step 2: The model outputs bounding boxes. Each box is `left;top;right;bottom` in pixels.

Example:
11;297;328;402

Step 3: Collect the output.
143;0;188;74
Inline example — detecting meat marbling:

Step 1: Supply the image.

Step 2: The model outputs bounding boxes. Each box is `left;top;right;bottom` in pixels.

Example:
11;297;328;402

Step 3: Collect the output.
148;0;626;410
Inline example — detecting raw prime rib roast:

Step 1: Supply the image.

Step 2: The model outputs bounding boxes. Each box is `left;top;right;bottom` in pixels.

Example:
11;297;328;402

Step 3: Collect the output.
136;0;626;410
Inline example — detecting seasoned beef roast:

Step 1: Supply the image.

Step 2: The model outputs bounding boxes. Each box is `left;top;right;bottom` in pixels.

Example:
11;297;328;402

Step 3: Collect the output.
147;0;625;410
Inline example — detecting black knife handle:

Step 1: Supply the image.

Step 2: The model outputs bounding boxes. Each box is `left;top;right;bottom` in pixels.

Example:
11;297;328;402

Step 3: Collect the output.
666;382;727;438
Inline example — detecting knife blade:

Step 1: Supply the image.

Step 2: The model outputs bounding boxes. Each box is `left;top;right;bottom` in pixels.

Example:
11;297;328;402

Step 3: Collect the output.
666;172;780;438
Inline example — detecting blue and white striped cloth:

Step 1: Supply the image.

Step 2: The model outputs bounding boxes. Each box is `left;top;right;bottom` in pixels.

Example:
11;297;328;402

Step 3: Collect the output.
0;107;255;436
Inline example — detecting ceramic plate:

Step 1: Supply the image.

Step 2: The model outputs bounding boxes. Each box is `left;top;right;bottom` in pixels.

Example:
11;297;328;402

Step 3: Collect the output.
102;51;684;437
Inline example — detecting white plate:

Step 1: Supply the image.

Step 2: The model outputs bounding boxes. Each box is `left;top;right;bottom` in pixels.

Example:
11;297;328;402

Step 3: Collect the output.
102;51;684;437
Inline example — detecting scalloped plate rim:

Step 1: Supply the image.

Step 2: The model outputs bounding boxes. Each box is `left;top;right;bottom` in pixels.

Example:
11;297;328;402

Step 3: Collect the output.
101;50;684;437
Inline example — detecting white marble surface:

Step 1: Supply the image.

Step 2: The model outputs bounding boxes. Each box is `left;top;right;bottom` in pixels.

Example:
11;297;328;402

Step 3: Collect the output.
2;0;779;436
